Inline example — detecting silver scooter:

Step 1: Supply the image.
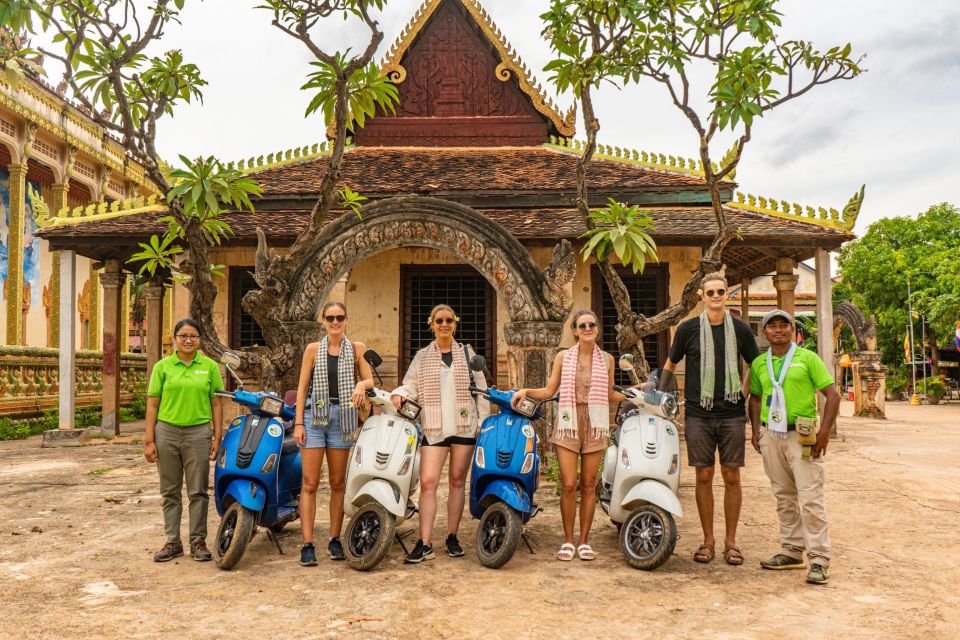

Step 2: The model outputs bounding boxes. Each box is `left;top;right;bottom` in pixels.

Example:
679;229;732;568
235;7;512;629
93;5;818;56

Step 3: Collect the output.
342;351;423;571
599;355;683;570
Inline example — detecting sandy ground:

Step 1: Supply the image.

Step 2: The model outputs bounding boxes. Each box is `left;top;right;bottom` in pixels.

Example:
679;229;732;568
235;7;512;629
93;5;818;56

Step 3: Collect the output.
1;400;958;640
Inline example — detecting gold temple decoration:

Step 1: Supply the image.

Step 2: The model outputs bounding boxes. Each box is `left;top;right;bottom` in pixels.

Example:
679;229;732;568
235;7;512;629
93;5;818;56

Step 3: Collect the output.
728;185;864;232
379;0;576;136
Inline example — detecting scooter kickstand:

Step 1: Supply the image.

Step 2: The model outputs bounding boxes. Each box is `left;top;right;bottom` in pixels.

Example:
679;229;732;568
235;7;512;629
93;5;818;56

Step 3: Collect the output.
521;532;536;555
265;527;284;555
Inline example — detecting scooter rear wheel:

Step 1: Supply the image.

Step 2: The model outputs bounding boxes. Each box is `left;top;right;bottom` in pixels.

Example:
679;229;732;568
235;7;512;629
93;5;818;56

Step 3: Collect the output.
475;501;522;569
619;503;677;570
215;502;256;570
344;502;395;571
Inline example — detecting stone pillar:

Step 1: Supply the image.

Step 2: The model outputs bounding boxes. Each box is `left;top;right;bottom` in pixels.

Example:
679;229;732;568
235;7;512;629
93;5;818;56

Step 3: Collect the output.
5;163;27;345
852;351;887;419
120;275;130;353
772;257;799;317
100;261;123;436
144;280;165;378
43;250;88;446
47;182;69;348
814;248;837;433
740;278;750;324
162;283;173;354
504;321;564;389
87;265;101;350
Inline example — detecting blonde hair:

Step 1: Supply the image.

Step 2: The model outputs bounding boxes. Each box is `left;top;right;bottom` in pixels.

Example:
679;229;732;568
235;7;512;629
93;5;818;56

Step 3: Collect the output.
700;272;727;290
321;301;347;316
427;304;459;327
570;309;600;341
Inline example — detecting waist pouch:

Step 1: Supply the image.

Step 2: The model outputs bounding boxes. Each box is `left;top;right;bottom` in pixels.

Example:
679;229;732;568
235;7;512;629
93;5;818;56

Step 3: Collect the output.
795;416;818;446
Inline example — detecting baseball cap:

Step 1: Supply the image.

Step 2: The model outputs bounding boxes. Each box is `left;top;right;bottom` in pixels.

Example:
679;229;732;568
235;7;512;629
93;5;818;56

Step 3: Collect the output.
762;309;794;327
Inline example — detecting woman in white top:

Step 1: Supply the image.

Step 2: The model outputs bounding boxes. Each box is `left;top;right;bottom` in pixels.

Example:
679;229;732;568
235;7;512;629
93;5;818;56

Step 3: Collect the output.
391;304;490;563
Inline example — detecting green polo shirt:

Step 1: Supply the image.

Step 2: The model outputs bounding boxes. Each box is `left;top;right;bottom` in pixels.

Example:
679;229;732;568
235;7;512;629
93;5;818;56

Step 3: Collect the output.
147;352;224;426
750;346;834;425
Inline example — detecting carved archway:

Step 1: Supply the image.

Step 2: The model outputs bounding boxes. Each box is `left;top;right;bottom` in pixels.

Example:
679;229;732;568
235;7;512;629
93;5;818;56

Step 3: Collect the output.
832;301;886;418
833;301;877;351
281;195;576;388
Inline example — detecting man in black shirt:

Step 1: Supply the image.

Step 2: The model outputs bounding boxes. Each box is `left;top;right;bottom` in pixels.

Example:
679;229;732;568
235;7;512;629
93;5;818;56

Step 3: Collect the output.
663;273;760;566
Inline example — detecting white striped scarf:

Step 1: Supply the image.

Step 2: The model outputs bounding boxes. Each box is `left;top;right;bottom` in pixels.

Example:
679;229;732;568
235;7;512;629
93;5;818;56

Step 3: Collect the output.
417;340;473;439
310;336;357;436
556;345;609;440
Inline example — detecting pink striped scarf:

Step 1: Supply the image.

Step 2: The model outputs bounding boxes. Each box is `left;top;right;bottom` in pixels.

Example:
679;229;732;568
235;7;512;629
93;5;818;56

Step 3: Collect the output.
556;345;609;440
416;340;473;439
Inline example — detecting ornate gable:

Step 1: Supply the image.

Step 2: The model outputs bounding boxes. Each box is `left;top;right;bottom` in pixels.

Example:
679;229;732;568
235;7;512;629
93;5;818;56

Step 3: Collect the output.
354;0;575;147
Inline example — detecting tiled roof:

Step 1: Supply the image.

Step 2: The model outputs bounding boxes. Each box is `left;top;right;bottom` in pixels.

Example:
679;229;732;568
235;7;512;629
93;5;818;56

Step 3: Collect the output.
38;204;851;244
248;146;710;196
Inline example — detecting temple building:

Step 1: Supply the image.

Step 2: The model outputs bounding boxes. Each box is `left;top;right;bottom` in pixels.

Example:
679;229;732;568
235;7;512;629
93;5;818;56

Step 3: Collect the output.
26;0;860;431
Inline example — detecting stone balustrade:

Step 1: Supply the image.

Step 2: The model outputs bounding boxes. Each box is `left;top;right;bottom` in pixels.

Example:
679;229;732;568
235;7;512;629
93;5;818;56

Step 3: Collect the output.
0;346;147;418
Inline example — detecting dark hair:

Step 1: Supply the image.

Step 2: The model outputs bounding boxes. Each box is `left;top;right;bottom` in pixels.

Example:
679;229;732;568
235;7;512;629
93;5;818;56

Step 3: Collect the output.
174;318;202;336
321;301;347;316
570;309;599;341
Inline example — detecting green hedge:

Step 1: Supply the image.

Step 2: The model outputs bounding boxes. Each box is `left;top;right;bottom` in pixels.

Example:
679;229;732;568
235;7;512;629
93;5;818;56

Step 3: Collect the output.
0;402;146;441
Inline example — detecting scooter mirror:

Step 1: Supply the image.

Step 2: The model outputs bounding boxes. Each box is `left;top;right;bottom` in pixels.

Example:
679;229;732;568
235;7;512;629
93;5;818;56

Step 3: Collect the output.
221;351;242;370
618;354;635;371
469;355;486;372
364;349;383;369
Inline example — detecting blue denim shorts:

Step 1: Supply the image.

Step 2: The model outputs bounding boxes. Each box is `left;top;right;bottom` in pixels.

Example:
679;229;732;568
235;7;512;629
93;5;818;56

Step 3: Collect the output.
299;407;353;449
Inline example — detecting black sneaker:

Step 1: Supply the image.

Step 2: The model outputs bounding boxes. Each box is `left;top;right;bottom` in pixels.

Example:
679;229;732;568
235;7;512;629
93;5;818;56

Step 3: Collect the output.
153;541;183;563
300;542;318;566
445;533;465;557
328;537;345;561
404;539;435;564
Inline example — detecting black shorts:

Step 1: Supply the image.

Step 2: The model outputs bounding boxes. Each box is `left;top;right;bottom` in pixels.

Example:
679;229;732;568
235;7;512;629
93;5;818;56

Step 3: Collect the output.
684;415;746;468
422;435;476;448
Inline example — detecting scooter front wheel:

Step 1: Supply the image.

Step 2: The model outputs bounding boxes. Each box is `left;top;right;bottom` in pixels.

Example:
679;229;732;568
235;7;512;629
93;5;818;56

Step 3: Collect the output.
344;502;395;571
619;503;677;570
215;502;256;570
475;501;522;569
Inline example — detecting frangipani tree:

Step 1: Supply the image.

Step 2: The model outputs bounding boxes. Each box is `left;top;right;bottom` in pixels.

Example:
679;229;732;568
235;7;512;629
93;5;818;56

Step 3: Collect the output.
541;0;864;366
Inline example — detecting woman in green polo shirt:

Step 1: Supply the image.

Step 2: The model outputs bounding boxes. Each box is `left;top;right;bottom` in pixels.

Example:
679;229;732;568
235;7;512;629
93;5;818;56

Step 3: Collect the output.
144;318;224;563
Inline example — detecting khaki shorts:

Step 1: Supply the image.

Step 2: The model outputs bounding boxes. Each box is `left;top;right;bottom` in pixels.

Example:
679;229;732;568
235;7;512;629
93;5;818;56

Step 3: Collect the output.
684;415;746;468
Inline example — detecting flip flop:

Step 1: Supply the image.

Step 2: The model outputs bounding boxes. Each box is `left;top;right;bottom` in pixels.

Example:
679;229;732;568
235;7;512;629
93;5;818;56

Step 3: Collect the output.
557;543;576;561
576;544;596;561
694;544;715;564
724;546;744;566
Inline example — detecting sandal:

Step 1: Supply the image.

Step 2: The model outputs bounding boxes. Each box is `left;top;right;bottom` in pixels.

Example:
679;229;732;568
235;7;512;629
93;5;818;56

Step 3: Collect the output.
576;544;596;561
693;544;715;564
724;546;744;566
557;543;576;561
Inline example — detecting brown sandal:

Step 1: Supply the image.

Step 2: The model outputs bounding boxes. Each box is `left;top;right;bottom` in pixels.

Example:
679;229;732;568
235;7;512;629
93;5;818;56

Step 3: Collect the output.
693;545;715;563
724;546;744;566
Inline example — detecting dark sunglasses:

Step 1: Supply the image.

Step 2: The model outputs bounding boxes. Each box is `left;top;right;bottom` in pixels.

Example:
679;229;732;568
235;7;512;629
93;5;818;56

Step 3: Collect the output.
705;288;726;298
577;322;598;330
324;315;346;323
434;317;456;325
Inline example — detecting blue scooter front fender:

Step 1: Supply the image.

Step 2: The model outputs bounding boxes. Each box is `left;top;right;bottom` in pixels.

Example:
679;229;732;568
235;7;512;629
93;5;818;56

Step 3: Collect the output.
223;478;267;515
478;478;530;515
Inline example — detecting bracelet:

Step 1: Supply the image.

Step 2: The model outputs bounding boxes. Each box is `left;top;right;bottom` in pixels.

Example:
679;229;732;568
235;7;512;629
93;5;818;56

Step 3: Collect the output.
294;423;305;427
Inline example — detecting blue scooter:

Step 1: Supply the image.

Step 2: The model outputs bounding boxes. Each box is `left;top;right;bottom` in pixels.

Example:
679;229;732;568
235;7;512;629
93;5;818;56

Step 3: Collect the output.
467;355;544;569
213;351;302;570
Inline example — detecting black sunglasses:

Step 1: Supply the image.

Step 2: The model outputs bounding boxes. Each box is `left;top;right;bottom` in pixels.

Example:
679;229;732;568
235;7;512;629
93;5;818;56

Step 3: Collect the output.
577;322;598;330
324;315;346;323
434;317;456;325
705;288;726;298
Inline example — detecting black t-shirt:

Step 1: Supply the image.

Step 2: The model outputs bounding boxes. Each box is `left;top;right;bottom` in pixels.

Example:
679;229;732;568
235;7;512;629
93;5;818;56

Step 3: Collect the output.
668;315;760;419
327;353;340;401
441;351;453;367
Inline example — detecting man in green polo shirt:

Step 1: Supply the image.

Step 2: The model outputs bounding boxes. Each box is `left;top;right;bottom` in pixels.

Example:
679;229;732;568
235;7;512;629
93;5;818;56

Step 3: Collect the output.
749;309;840;585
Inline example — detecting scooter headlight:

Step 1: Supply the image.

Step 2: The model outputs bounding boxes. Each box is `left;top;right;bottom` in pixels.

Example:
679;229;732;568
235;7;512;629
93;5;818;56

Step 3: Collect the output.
514;396;538;419
520;452;534;474
259;395;283;416
475;447;485;469
399;399;422;421
659;395;678;420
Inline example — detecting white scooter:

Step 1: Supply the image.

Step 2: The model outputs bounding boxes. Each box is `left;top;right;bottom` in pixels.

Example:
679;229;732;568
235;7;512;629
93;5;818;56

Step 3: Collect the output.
342;351;423;571
599;355;683;570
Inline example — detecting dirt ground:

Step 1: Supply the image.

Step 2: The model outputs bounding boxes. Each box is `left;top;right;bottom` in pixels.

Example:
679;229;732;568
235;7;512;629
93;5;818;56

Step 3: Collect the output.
1;400;958;640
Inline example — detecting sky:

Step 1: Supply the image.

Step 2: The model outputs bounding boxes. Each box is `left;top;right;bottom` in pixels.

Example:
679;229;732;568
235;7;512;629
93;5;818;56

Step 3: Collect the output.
68;0;960;237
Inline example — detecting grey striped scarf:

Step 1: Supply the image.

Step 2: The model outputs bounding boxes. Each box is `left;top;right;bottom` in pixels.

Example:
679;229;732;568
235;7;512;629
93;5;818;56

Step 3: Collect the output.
310;336;357;437
699;311;741;410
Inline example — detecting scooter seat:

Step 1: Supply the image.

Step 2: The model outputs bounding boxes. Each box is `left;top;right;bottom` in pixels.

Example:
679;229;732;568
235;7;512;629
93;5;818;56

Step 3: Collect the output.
281;423;298;455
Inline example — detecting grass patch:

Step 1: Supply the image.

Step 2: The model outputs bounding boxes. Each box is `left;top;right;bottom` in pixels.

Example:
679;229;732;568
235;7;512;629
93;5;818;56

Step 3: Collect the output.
87;467;115;477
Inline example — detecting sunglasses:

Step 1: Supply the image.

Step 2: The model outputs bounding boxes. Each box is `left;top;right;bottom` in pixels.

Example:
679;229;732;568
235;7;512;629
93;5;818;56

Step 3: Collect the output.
324;315;346;323
577;322;598;330
434;317;456;325
705;288;726;298
175;334;200;341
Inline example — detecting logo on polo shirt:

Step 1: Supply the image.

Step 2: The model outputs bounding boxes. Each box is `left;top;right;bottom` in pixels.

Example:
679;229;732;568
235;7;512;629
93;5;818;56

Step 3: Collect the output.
195;370;208;374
